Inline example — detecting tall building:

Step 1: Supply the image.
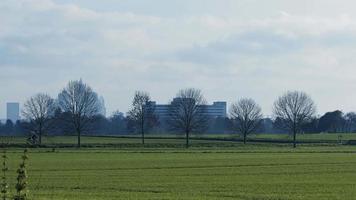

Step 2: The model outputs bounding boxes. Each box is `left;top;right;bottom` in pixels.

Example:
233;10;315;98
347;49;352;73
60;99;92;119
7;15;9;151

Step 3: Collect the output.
99;96;107;117
6;102;20;123
148;98;227;123
200;102;227;118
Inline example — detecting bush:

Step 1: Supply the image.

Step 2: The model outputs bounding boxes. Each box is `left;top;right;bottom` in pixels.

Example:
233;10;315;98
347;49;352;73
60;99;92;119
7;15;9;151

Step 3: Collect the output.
14;149;29;200
1;150;8;200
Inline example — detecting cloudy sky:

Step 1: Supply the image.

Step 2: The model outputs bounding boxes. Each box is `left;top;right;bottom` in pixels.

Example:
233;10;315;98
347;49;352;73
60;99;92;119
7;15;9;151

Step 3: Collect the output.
1;0;356;118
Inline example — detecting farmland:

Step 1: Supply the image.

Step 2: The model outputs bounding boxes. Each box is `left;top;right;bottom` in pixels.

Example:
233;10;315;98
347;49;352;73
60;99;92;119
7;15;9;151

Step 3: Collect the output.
1;134;356;199
1;132;356;148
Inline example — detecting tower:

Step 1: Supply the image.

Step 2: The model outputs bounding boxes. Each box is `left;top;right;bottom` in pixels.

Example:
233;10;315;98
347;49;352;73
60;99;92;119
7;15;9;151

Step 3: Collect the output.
6;102;20;123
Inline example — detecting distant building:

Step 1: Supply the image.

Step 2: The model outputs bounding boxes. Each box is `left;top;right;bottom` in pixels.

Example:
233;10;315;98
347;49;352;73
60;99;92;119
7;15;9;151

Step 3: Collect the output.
6;102;20;123
148;98;227;124
200;101;227;118
99;96;106;117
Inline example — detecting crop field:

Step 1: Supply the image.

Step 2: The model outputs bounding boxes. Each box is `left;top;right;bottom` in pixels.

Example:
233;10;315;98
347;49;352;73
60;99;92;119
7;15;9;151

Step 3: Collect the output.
1;144;356;200
1;134;356;199
1;132;356;148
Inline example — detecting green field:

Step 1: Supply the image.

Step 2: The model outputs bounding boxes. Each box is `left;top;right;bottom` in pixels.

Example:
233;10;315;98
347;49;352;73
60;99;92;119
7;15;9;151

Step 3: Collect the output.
1;132;356;147
1;146;356;200
1;134;356;199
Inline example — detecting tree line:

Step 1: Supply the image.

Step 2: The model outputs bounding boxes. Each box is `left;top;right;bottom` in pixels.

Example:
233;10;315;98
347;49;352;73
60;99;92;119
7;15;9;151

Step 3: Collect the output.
1;79;356;148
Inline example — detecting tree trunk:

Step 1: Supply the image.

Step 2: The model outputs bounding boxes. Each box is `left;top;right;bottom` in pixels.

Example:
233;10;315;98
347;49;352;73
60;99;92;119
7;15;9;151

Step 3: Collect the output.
39;123;42;145
141;117;145;145
142;130;145;146
186;131;189;148
243;132;247;144
39;131;42;145
293;130;297;148
77;129;81;148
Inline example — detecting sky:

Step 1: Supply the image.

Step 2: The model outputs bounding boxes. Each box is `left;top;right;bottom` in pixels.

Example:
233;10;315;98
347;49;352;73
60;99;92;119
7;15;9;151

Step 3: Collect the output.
1;0;356;118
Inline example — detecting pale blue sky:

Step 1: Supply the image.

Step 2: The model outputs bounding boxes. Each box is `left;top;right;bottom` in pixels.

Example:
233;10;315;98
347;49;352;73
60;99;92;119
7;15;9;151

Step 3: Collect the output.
1;0;356;118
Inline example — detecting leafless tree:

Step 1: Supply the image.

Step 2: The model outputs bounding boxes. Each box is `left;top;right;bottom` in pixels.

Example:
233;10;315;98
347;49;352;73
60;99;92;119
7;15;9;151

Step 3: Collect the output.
230;98;263;144
57;80;101;147
273;91;316;148
127;91;157;145
22;93;57;145
344;112;356;133
168;88;208;148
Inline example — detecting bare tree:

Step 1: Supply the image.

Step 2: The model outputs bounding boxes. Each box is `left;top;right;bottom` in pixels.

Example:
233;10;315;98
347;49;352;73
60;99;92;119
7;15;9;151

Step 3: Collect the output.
273;91;316;148
22;93;57;145
57;80;101;148
168;88;208;148
127;91;157;145
230;98;263;144
345;112;356;133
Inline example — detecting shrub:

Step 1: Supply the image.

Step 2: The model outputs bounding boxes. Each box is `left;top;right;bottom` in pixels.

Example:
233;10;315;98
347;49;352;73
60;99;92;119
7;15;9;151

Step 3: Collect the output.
1;150;8;200
13;149;29;200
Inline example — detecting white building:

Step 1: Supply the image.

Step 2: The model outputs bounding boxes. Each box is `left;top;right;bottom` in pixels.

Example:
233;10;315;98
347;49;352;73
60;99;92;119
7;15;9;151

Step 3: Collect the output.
6;102;20;123
149;98;227;123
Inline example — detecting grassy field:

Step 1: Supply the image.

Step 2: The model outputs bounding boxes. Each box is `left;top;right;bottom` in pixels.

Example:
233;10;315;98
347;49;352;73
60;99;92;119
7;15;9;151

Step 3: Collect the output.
1;134;356;199
1;132;356;147
252;133;355;141
1;146;356;200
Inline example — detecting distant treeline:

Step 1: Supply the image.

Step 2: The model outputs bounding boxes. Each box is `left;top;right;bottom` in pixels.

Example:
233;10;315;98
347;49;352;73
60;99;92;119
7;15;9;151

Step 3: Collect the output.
1;109;355;136
1;79;356;148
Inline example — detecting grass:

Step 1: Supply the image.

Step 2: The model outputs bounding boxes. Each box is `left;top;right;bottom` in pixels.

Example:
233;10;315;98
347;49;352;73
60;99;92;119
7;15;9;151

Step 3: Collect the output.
252;133;354;141
1;146;356;200
0;136;243;148
1;132;356;147
1;134;356;199
198;133;356;141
